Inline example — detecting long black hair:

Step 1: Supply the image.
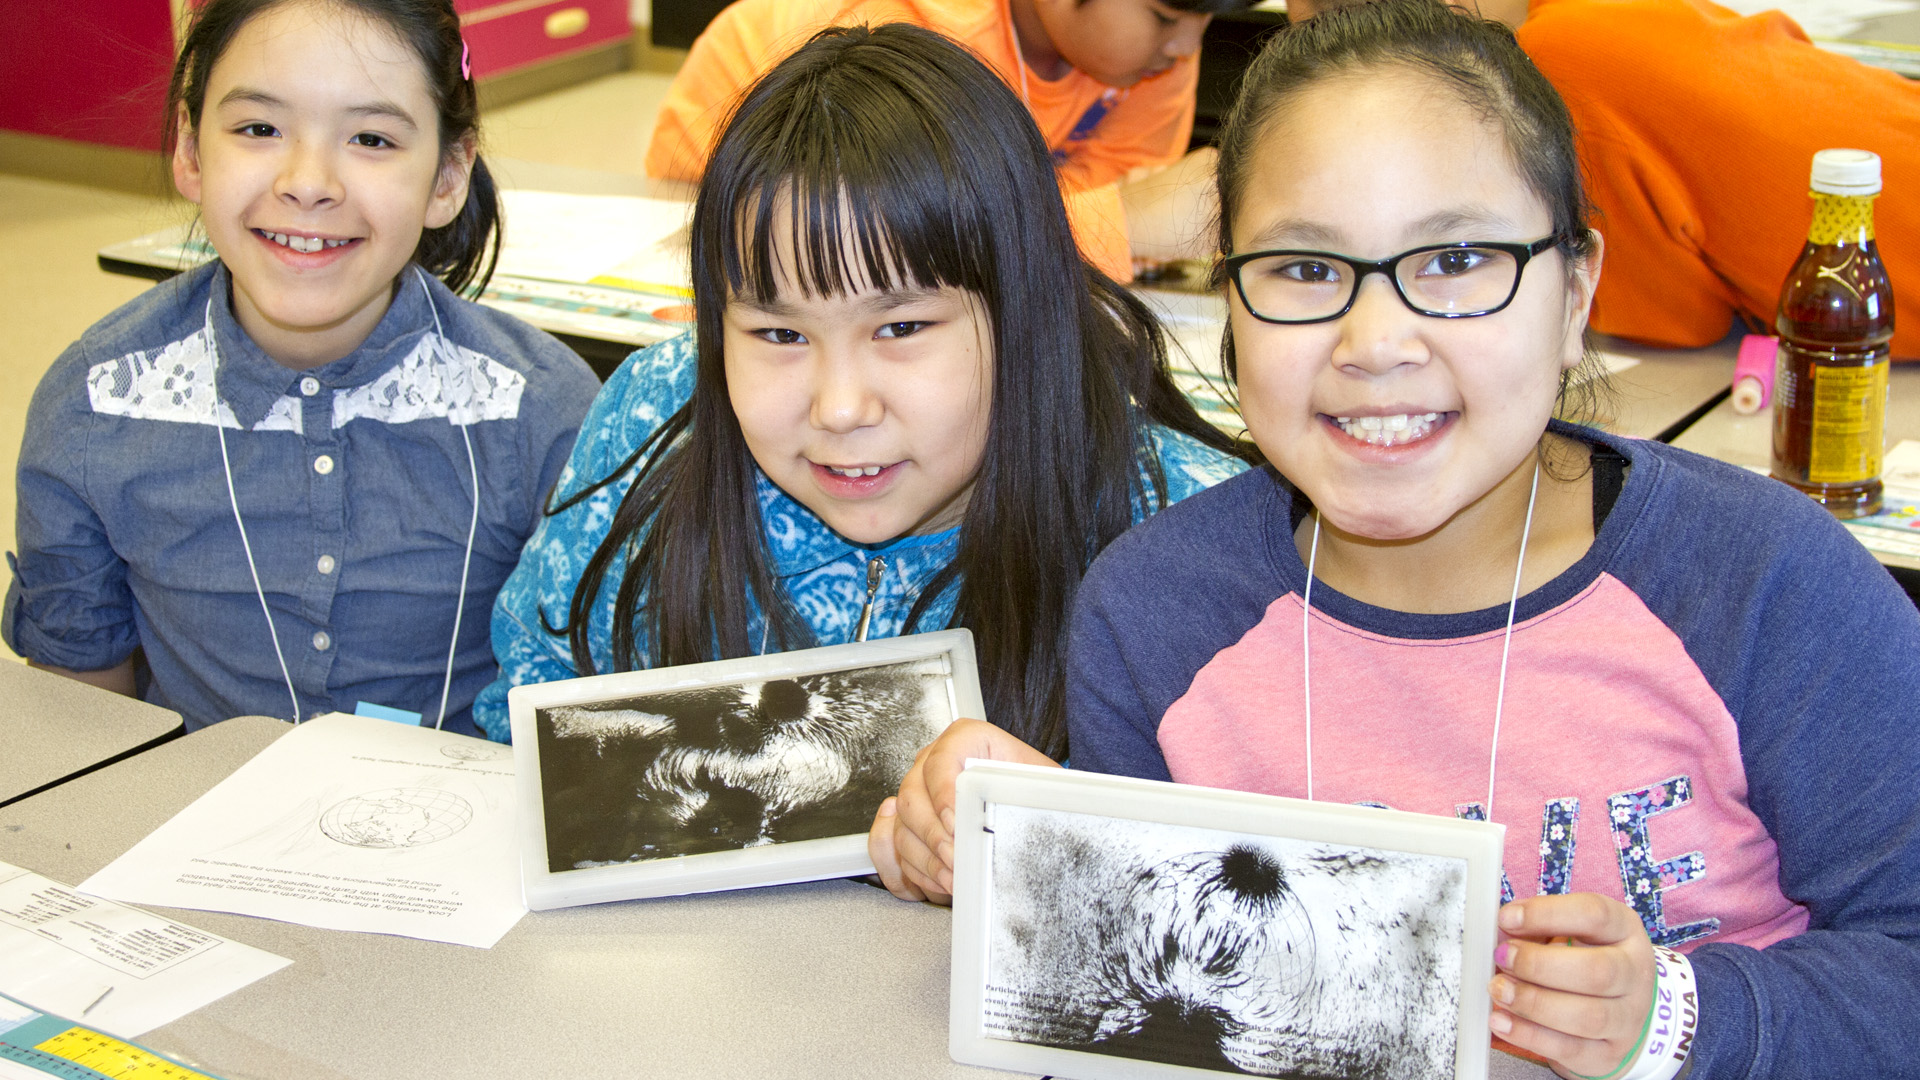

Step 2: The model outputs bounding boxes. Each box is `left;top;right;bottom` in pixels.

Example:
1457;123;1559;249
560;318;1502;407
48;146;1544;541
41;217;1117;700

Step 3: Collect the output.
549;22;1245;758
164;0;501;296
1212;0;1608;424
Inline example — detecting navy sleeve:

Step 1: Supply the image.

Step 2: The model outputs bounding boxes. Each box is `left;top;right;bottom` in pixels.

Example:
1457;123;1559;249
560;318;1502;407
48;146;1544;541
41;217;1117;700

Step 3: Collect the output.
1066;580;1176;781
1614;444;1920;1079
3;341;139;672
1067;467;1290;778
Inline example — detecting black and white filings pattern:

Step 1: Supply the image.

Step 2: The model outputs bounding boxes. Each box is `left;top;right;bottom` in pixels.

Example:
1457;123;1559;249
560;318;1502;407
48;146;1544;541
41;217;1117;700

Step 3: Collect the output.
1090;846;1318;1071
535;658;950;870
984;808;1465;1079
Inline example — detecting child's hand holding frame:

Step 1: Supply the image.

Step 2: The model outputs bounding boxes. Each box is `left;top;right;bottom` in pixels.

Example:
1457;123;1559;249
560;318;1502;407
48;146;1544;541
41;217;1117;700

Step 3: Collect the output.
868;719;1057;904
1492;894;1660;1080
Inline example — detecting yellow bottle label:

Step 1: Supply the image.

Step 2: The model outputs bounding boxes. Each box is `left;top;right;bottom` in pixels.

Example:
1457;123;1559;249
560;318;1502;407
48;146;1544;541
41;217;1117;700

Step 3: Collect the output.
33;1027;221;1078
1808;192;1877;245
1807;361;1888;484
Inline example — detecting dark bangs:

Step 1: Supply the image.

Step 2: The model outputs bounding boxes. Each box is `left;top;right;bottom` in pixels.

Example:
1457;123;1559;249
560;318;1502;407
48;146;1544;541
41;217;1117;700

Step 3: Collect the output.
690;22;1076;351
714;110;992;309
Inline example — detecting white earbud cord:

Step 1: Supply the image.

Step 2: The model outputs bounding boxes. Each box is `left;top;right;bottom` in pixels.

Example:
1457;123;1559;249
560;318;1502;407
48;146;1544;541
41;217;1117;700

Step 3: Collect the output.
1300;461;1541;819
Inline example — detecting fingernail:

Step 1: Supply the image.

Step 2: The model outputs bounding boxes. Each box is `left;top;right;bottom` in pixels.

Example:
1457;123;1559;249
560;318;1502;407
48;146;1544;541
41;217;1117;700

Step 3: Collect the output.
877;797;897;818
1489;1009;1512;1034
1498;904;1524;931
1490;976;1515;1005
940;807;955;831
1495;942;1514;969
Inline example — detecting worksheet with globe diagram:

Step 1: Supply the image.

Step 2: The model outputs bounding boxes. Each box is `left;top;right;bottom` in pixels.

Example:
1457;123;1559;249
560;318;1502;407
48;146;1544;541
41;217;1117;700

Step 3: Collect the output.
81;714;524;948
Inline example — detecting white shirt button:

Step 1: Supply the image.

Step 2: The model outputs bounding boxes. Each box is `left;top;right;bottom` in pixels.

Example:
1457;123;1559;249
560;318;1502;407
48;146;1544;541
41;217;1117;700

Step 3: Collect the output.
313;455;335;475
312;631;332;652
300;376;320;396
317;555;336;575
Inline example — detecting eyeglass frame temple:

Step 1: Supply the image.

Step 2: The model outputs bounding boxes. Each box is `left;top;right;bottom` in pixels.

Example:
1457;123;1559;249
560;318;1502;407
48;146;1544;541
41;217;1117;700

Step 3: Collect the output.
1223;234;1567;326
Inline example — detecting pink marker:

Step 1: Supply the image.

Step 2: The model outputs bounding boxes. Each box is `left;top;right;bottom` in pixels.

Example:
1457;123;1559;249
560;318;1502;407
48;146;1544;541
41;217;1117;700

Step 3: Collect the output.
1731;334;1778;415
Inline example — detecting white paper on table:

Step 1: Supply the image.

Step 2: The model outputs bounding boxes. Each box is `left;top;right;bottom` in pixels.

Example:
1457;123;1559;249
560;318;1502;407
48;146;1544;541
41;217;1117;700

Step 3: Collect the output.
1715;0;1918;39
495;189;691;288
80;714;525;949
1879;439;1920;496
0;861;288;1038
1591;350;1642;380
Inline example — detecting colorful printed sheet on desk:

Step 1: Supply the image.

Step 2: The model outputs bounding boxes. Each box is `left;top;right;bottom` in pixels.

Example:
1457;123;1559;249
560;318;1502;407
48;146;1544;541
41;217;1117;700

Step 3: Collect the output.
478;276;694;350
485;189;697;350
0;993;229;1080
79;715;524;949
1841;495;1920;559
1840;439;1920;561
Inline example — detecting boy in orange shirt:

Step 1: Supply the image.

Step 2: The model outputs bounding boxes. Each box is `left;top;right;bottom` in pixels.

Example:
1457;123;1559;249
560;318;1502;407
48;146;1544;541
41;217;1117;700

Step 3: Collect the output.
647;0;1255;279
1289;0;1919;357
1515;0;1919;358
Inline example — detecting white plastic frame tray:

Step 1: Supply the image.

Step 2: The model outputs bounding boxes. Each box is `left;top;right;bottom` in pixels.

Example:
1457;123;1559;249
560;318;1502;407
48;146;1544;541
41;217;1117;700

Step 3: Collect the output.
950;762;1505;1080
510;630;981;909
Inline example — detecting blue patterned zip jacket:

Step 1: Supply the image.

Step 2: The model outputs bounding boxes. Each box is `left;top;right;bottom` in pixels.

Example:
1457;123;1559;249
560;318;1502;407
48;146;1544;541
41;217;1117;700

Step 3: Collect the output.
473;332;1245;740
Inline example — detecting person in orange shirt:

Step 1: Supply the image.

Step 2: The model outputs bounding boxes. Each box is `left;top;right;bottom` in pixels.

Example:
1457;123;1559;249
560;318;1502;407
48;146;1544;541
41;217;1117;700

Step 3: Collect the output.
1515;0;1919;358
646;0;1256;280
1288;0;1919;358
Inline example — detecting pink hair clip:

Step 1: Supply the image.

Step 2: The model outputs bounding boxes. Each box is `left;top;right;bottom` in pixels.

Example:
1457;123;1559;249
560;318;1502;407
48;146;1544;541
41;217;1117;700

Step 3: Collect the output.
460;39;472;80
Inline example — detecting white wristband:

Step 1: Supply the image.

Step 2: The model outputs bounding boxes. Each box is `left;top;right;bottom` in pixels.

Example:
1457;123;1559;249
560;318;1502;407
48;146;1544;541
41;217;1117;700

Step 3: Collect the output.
1619;945;1698;1080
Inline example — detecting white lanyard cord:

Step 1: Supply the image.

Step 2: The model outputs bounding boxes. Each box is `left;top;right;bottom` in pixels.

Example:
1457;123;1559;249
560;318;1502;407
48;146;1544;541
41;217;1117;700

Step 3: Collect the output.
209;272;477;728
422;267;481;731
1301;461;1541;819
210;297;302;723
1301;511;1319;802
1485;461;1541;821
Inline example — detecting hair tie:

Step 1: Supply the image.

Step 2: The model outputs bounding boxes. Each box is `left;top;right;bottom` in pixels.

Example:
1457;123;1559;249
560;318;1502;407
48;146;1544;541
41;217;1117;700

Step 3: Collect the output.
461;39;472;81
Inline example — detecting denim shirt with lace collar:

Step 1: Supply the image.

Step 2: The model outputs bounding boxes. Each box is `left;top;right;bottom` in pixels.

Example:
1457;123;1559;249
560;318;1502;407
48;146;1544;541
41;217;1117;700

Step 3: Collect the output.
473;331;1245;740
4;260;599;734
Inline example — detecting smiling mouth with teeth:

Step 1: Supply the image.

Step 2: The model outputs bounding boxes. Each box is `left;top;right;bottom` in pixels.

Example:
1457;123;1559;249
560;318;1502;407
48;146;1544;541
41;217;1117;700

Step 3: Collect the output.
256;230;354;254
1332;412;1444;447
824;464;888;478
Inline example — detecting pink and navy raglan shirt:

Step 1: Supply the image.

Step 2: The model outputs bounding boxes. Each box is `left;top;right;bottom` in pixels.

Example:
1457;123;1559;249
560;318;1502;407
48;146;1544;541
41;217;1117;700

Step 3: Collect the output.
1065;424;1920;1079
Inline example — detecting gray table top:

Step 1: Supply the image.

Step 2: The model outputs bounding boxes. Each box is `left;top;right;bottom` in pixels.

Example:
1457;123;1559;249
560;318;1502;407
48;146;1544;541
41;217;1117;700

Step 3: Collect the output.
1590;332;1741;442
0;715;998;1080
0;659;183;806
0;713;1555;1080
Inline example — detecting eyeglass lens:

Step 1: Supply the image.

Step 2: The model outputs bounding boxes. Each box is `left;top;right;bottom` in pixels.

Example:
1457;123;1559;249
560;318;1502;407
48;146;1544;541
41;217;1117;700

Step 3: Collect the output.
1236;246;1523;321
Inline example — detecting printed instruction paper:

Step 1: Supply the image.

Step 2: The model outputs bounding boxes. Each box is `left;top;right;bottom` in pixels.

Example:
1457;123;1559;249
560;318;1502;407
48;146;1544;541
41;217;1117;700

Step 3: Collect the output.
0;862;287;1038
81;714;525;949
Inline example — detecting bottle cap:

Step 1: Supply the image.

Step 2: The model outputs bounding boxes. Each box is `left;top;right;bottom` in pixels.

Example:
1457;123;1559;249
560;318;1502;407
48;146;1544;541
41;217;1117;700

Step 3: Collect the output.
1811;149;1881;195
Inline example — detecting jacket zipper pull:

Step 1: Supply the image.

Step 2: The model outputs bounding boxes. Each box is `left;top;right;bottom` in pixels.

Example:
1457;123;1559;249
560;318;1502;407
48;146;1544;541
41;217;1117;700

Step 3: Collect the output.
853;556;885;643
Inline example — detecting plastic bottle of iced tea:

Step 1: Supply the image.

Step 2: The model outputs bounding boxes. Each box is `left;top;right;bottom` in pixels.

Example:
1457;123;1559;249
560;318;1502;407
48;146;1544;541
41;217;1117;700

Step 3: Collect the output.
1770;148;1896;518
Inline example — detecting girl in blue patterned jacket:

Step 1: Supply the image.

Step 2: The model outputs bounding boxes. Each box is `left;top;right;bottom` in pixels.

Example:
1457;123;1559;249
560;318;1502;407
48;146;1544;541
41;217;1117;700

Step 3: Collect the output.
474;23;1249;752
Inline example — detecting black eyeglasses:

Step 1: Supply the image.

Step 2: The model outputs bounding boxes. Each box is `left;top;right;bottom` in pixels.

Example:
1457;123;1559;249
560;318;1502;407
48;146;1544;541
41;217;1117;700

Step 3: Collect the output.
1222;235;1567;324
